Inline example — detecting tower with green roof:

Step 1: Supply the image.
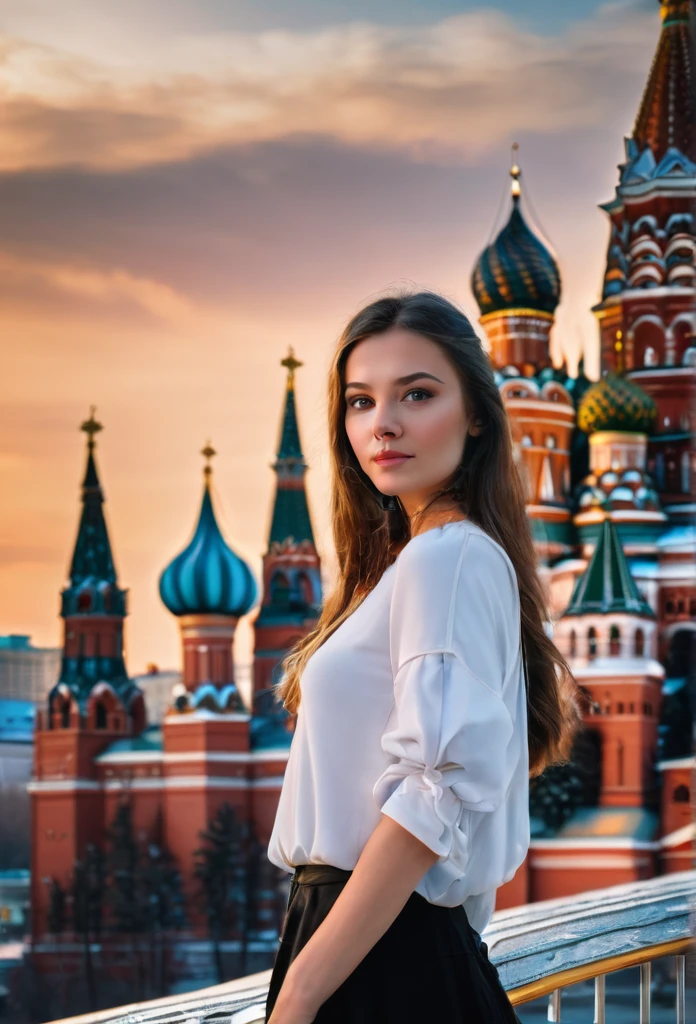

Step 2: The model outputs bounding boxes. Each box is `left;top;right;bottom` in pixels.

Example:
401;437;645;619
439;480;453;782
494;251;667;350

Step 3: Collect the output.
554;513;662;810
251;347;322;723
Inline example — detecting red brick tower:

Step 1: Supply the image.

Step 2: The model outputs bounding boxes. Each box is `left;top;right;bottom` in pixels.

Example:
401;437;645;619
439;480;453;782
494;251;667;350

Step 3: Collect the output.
157;444;258;920
593;0;696;518
30;409;145;943
554;514;662;809
251;347;322;712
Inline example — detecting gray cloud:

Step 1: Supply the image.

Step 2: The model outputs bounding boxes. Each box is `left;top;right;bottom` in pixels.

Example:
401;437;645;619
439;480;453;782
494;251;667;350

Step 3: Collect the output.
0;5;656;173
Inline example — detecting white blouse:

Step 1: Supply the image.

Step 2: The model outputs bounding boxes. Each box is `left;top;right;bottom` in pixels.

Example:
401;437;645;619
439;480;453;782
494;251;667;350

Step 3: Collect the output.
267;518;530;935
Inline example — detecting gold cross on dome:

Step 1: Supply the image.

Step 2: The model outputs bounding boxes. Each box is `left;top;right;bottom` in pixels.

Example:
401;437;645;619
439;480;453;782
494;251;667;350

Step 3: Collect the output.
510;141;521;199
80;406;103;447
281;346;303;387
201;439;217;477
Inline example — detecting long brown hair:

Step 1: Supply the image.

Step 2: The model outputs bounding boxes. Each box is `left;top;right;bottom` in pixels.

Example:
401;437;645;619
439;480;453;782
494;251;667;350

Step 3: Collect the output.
274;290;582;777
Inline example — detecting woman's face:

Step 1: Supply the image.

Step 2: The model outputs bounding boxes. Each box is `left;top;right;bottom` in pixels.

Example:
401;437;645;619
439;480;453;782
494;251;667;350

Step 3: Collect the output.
344;326;481;520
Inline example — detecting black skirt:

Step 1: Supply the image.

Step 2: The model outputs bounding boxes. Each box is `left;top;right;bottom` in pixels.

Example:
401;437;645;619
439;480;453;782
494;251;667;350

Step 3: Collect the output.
264;864;522;1023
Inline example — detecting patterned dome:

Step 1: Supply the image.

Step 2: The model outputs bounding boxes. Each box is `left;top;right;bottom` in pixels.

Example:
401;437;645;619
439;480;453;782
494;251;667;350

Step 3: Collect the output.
471;164;561;317
159;466;257;618
577;372;657;435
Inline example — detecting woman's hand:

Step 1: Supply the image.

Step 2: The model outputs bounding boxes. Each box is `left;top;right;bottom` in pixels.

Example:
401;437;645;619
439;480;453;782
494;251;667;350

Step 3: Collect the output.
266;977;318;1023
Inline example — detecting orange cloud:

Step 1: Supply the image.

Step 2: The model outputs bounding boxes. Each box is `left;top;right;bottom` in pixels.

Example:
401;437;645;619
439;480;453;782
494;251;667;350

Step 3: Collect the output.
0;5;656;172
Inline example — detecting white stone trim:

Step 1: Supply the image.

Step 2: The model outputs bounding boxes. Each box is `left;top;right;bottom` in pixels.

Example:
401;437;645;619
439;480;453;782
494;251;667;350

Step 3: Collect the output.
659;823;695;848
164;710;251;723
27;779;100;793
656;757;696;771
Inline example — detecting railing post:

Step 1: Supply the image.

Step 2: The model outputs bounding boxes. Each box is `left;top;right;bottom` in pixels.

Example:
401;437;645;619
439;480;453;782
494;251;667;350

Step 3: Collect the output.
547;988;561;1022
594;972;606;1024
640;960;651;1024
675;954;686;1024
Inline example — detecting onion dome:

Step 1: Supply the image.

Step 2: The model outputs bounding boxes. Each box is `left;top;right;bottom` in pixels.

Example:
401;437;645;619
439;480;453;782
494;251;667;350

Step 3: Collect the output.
577;372;657;435
471;145;561;317
159;443;257;618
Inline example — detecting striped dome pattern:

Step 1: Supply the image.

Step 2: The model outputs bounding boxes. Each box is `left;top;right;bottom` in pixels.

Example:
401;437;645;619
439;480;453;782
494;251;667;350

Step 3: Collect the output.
471;201;561;317
159;484;257;617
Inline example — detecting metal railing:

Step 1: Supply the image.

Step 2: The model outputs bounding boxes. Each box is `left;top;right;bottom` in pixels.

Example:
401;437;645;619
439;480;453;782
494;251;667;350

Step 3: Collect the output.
49;869;695;1024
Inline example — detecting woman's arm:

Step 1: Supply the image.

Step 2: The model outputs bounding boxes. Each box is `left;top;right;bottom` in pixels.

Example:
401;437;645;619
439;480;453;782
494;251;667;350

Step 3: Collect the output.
271;814;439;1018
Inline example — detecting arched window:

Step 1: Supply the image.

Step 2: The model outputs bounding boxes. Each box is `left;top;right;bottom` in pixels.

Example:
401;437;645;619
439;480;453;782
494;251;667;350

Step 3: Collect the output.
609;624;621;656
634;628;645;657
294;572;314;606
617;701;624;714
271;572;291;604
61;704;71;729
654;452;665;489
673;784;690;803
569;630;577;657
666;599;675;615
588;626;597;659
617;739;624;786
95;702;107;729
681;451;690;493
78;590;92;612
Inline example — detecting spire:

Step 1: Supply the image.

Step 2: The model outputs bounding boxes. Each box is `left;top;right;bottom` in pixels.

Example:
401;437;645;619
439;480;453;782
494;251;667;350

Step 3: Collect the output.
277;348;304;460
510;141;521;202
68;407;117;586
632;0;695;163
268;347;314;546
564;515;655;618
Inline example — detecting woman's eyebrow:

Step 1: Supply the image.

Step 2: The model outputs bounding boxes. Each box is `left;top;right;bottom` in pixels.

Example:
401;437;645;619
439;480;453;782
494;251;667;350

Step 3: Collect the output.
344;371;444;391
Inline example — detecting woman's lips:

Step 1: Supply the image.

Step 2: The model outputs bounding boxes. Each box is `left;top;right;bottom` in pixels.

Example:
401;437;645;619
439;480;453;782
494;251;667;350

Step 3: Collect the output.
374;455;414;466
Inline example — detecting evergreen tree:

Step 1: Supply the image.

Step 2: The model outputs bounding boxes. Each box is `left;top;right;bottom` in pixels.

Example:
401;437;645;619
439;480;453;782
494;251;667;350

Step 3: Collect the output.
105;801;143;934
139;842;186;996
47;880;66;937
194;803;246;983
529;727;600;833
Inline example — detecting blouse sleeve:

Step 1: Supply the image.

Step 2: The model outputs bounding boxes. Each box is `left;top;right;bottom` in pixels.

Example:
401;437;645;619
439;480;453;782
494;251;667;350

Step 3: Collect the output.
372;528;521;903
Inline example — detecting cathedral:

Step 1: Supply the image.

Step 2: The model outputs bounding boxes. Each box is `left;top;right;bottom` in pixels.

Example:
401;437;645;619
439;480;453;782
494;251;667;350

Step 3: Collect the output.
28;0;694;988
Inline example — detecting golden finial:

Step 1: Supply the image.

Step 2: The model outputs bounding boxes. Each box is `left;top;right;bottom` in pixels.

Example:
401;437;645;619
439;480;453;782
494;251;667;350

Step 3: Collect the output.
80;406;102;449
510;142;521;200
281;345;303;389
201;439;216;478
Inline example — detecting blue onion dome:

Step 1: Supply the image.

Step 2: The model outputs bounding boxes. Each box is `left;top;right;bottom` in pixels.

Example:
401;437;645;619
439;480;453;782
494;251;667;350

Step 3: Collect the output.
159;442;258;618
577;372;657;436
471;148;561;317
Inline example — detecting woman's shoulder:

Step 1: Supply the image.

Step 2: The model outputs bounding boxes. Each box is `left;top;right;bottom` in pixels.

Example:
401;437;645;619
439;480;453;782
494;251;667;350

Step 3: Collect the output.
396;518;516;589
389;518;519;665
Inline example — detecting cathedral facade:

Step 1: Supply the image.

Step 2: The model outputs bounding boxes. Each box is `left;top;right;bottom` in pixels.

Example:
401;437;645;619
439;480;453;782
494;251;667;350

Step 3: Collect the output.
28;0;694;991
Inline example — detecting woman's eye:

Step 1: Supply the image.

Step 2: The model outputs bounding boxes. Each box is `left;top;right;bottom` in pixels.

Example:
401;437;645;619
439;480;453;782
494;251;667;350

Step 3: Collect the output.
348;389;433;409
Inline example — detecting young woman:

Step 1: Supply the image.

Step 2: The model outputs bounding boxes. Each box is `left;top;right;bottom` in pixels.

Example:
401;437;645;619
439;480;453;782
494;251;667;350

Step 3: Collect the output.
263;291;581;1024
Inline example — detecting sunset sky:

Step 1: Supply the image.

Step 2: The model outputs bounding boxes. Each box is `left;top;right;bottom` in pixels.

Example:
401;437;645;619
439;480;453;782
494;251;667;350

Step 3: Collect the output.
1;0;661;676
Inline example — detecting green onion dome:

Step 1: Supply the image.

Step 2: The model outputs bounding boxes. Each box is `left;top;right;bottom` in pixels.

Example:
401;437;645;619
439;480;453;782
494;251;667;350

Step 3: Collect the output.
577;372;657;435
471;152;561;317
